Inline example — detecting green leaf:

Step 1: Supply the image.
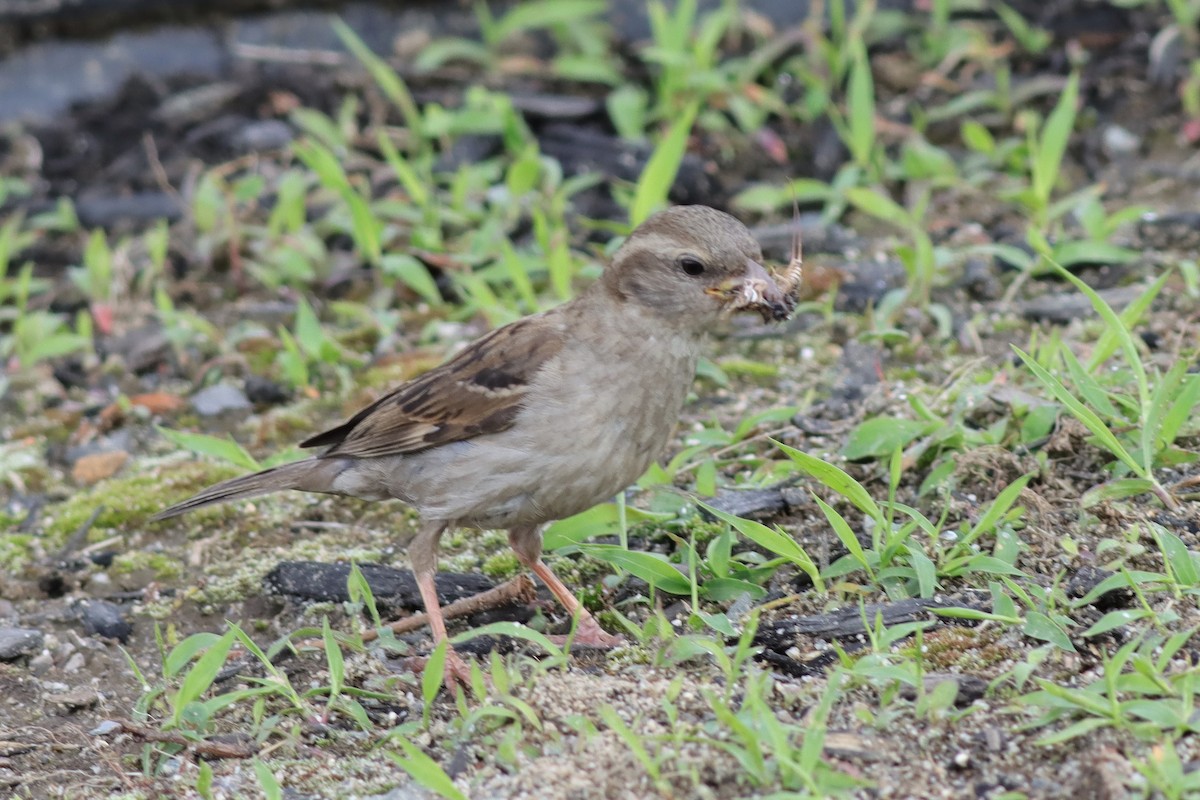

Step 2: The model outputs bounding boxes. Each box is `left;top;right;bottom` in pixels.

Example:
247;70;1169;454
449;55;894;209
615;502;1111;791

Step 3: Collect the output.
1013;347;1144;476
843;417;935;460
578;544;693;595
1033;716;1109;746
333;20;424;148
697;501;823;591
812;495;873;580
960;120;995;154
606;84;648;141
544;503;673;550
1047;260;1148;410
630;102;699;226
1032;72;1078;203
845;187;910;229
775;440;885;524
381;253;443;306
491;0;607;41
1152;366;1200;454
1154;527;1199;587
701;578;766;602
731;179;833;213
449;621;562;656
1023;611;1075;652
1082;609;1147;637
387;741;467;800
322;617;344;697
908;549;938;598
1052;240;1138;268
253;759;283;800
846;42;876;168
1081;478;1157;507
156;427;260;471
164;632;223;678
1089;271;1171;374
172;629;237;728
963;473;1033;545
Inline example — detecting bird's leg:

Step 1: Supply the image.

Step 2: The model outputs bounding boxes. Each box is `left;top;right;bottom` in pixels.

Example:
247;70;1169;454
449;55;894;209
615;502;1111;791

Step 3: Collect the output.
410;521;473;688
508;525;623;648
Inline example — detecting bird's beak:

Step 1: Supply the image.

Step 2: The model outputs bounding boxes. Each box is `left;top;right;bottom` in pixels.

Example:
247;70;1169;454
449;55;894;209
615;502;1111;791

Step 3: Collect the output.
707;259;796;322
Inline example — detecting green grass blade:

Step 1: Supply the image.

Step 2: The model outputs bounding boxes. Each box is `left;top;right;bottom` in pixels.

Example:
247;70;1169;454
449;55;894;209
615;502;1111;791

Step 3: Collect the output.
1013;347;1145;477
775;440;885;523
1047;260;1148;411
630;101;699;226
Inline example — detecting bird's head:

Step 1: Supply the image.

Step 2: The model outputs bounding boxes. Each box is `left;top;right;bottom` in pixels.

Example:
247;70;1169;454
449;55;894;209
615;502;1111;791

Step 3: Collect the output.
602;206;796;329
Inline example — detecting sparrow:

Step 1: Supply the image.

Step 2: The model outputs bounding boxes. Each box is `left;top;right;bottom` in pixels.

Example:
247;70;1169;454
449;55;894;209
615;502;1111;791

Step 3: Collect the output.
153;205;797;686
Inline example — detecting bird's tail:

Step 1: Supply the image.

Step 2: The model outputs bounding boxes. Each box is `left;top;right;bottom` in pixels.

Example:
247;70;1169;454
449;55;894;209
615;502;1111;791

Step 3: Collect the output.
151;459;336;521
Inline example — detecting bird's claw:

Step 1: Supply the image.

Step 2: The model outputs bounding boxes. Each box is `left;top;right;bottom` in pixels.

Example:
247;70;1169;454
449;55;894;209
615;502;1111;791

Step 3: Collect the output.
550;613;625;649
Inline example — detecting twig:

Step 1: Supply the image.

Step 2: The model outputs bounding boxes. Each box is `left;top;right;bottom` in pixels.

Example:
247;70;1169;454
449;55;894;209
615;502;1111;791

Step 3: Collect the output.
231;42;346;66
141;132;180;202
362;575;537;642
110;721;257;759
56;506;104;559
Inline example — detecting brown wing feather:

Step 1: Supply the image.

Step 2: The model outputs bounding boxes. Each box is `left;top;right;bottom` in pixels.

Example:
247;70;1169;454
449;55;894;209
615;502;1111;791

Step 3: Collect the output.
300;317;565;460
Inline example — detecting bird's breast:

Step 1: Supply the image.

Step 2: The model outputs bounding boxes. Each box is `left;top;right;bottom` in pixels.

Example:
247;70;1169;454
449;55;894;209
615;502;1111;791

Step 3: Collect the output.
395;318;701;529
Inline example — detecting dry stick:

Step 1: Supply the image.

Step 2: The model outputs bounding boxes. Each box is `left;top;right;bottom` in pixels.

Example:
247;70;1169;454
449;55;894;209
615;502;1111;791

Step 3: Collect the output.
360;574;538;643
114;721;257;759
231;42;346;66
140;132;179;202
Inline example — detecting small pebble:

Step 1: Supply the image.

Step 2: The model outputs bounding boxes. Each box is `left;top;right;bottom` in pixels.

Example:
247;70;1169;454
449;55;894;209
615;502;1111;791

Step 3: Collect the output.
28;653;54;676
190;382;252;417
76;599;133;642
231;119;293;152
1101;124;1140;158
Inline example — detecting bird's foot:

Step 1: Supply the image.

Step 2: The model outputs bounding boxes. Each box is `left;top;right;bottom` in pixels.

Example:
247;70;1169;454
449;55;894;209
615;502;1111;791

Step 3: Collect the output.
550;612;625;649
407;646;477;692
442;647;475;689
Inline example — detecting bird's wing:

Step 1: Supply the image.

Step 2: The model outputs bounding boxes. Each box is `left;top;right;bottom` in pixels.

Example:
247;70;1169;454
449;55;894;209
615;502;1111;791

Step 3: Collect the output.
300;316;565;459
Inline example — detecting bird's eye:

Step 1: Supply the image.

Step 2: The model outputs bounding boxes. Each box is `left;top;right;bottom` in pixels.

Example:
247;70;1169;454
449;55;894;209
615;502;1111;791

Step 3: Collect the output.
679;256;706;276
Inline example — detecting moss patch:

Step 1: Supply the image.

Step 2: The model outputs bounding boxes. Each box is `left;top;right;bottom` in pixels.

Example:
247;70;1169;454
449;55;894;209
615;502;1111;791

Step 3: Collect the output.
41;461;241;548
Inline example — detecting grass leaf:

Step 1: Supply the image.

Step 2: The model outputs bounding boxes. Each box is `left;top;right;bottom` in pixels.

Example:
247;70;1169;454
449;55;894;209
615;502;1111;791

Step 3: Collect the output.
630;101;699;226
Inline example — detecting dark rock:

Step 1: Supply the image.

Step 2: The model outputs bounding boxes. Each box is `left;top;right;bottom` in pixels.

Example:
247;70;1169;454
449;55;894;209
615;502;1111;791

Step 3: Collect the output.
830;341;883;404
510;92;602;120
75;599;133;642
1137;212;1200;251
190;382;252;417
957;258;1002;301
900;673;988;707
264;561;495;612
0;628;44;660
229;119;293;152
537;123;722;208
835;260;906;313
435;134;502;173
103;323;171;373
75;191;183;227
52;359;89;390
244;375;291;406
810;118;850;181
0;27;223;124
1019;286;1141;324
756;590;990;652
153;81;242;126
752;216;857;259
1066;566;1133;610
703;487;790;520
